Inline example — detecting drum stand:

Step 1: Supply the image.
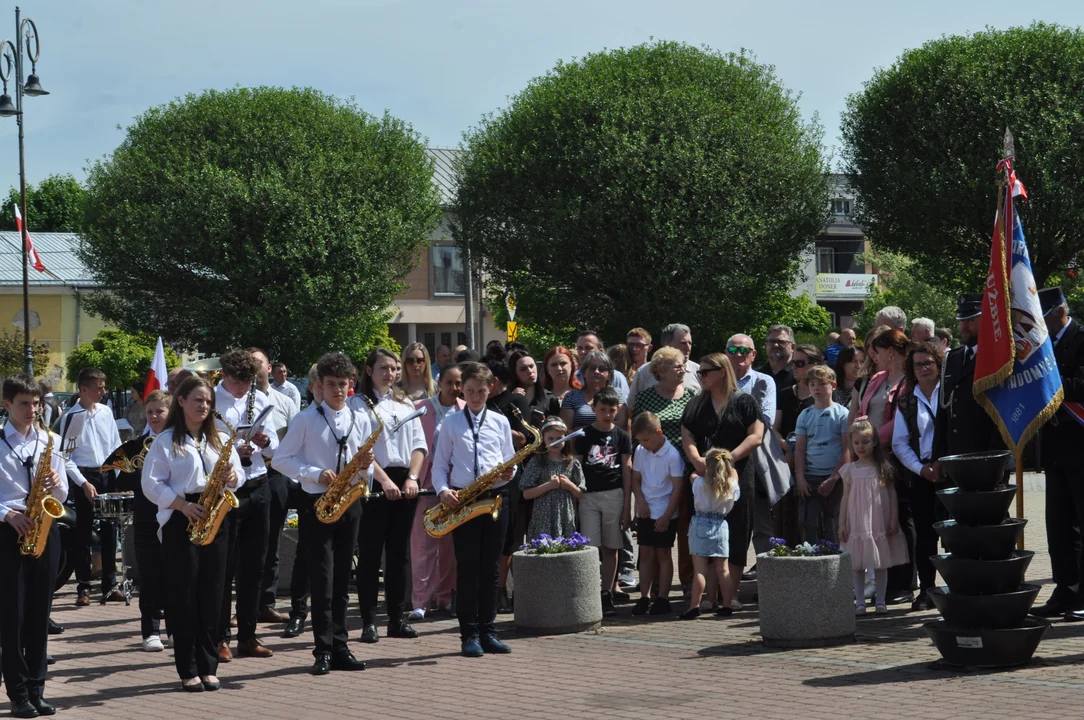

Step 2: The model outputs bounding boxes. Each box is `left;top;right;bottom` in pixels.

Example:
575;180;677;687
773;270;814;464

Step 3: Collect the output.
116;514;134;605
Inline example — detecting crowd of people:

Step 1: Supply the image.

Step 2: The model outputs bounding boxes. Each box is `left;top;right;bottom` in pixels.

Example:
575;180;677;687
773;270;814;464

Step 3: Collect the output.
3;285;1084;713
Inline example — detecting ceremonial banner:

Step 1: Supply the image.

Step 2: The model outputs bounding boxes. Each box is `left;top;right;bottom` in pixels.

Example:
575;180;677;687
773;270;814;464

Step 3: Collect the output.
13;204;46;273
974;161;1063;455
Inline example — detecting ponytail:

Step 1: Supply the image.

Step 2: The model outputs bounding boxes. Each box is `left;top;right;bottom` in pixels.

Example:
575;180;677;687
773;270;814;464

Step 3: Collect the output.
704;447;737;501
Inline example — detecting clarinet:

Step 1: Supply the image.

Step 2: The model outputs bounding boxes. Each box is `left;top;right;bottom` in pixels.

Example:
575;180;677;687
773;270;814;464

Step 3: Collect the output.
241;381;256;467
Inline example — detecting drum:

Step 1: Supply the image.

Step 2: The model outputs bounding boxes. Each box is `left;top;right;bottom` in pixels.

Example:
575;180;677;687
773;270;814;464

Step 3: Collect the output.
94;492;135;520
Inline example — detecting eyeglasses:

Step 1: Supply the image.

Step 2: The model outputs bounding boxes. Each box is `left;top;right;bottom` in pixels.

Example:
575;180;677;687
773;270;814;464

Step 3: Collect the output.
696;367;722;378
586;365;610;374
627;342;648;349
406;357;426;365
792;360;810;368
766;338;792;346
914;360;938;370
726;346;754;356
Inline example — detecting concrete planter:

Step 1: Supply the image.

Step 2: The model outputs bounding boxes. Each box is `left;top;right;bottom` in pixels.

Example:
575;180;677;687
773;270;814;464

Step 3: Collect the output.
513;546;602;634
277;527;299;596
757;551;855;648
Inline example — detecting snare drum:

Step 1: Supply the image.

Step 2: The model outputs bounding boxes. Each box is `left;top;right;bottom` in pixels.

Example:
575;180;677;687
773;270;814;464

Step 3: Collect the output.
94;492;135;520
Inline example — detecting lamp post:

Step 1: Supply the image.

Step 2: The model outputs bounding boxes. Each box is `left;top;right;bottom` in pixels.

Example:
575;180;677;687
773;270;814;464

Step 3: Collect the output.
0;6;48;376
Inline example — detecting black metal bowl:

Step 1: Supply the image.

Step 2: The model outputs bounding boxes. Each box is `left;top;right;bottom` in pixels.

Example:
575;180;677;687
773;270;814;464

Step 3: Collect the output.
938;451;1012;491
924;616;1048;668
936;486;1017;526
930;551;1035;595
927;584;1040;628
933;519;1026;560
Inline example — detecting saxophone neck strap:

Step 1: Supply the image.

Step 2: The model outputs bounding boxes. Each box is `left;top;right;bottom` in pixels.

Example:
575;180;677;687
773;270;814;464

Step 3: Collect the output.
316;404;356;473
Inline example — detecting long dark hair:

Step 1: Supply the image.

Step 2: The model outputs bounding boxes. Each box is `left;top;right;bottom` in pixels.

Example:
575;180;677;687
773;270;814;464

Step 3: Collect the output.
166;376;223;453
508;349;546;399
361;348;408;405
904;341;945;388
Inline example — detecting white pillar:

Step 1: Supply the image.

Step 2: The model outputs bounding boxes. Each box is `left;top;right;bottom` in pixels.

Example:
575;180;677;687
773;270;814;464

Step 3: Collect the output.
407;323;418;345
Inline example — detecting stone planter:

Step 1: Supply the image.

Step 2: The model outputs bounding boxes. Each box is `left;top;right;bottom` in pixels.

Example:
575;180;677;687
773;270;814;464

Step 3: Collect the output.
513;546;602;634
277;527;299;596
757;551;855;648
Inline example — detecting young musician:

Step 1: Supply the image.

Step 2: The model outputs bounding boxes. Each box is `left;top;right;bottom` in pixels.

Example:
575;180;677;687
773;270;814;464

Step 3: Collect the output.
59;367;123;606
273;352;371;674
350;348;426;643
214;349;280;660
111;389;172;651
432;362;517;657
0;374;67;717
142;375;243;692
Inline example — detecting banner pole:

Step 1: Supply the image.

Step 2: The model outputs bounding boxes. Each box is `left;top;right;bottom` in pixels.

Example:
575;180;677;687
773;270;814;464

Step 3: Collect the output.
1015;455;1024;550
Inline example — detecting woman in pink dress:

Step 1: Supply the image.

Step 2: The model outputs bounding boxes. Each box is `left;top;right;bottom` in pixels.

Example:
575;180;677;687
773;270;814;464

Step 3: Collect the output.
838;417;908;614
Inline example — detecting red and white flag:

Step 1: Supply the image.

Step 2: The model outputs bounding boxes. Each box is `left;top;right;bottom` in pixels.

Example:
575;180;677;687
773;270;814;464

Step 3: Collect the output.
13;204;46;273
143;337;169;400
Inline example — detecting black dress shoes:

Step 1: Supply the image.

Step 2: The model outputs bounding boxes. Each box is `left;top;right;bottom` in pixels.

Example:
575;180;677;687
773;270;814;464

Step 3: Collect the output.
330;650;366;671
312;653;331;676
46;654;55;666
283;617;304;638
360;624;379;644
480;633;511;654
47;619;63;635
1033;598;1076;618
10;699;39;718
30;698;56;716
910;592;934;612
1063;610;1084;623
387;621;419;639
461;635;484;657
886;592;914;606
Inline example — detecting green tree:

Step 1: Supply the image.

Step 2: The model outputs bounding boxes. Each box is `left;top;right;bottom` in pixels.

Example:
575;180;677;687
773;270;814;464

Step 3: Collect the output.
853;250;957;333
0;174;86;232
0;331;50;377
79;87;441;370
65;329;181;390
456;41;830;354
842;22;1084;291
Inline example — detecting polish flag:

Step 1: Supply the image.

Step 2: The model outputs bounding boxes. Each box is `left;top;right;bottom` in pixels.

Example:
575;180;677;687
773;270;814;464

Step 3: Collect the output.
143;337;169;400
13;205;46;273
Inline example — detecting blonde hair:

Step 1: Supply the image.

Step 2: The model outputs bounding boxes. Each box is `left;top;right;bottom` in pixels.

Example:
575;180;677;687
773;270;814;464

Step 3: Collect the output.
850;417;894;486
631;410;661;436
145;389;172;408
805;365;837;386
649;346;684;381
400;342;436;398
704;447;737;501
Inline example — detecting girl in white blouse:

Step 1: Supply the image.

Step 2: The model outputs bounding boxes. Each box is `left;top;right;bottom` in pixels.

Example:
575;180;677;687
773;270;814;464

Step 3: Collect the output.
142;376;242;693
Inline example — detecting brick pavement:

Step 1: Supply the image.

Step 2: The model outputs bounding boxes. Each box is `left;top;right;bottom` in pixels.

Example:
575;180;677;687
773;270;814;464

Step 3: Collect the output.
39;490;1084;719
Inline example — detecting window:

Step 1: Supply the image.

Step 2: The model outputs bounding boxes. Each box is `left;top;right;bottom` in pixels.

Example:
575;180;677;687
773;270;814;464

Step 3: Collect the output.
817;247;835;273
440;332;452;351
457;332;467;348
431;245;466;296
423;332;436;358
831;198;851;215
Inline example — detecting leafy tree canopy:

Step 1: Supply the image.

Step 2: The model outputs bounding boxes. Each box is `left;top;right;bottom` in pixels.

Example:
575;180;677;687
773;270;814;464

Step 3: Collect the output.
456;41;830;354
64;329;180;390
842;22;1084;291
79;87;441;370
854;249;957;333
0;331;50;377
0;174;86;232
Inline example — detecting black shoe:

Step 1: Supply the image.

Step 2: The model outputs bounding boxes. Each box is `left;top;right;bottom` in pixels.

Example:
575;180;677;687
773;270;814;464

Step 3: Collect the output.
461;635;484;657
181;680;204;693
29;699;55;717
601;591;617;617
631;597;651;615
715;606;733;617
360;624;379;644
1064;610;1084;623
387;621;419;639
611;588;631;603
649;597;672;615
201;678;221;691
480;633;511;654
1033;598;1075;618
911;592;934;612
284;617;304;638
11;700;39;718
46;654;55;665
330;650;366;671
497;587;512;614
679;607;701;620
741;565;757;581
886;592;914;606
312;653;331;676
47;619;64;635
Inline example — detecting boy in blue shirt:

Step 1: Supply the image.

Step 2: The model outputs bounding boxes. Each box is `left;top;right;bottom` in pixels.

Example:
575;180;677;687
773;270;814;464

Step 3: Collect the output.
795;365;850;543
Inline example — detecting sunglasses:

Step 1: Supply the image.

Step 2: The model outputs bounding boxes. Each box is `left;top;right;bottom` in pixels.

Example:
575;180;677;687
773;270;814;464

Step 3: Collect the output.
586;365;610;373
406;357;426;365
696;367;722;378
726;346;754;356
792;360;811;368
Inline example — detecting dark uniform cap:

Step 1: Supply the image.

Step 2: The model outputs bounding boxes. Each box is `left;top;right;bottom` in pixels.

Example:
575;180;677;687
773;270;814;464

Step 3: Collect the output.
956;293;983;321
1039;287;1066;317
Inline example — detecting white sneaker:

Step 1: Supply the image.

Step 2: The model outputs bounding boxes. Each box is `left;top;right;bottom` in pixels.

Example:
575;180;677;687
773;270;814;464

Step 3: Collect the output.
730;598;742;611
407;608;426;621
142;635;165;652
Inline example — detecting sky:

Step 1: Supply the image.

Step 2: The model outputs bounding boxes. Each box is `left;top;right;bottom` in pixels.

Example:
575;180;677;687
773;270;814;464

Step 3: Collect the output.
1;0;1083;186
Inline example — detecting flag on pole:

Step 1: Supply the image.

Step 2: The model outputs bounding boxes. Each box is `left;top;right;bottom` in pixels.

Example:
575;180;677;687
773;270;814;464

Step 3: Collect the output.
973;152;1063;456
13;205;46;273
143;337;169;400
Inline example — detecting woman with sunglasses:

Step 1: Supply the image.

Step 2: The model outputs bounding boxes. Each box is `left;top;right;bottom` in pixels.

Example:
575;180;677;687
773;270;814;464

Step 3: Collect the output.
777;345;822;442
561;351;627;432
399;343;436;401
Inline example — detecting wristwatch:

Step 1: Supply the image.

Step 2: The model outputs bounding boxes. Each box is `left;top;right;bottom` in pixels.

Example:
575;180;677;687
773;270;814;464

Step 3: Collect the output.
408;474;419;482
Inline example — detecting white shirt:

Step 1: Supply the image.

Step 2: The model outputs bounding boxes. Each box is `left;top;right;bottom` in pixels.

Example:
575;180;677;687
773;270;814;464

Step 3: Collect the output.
431;407;515;496
692;474;740;516
892;383;940;476
349;391;426;469
140;428;245;531
261;385;297;432
272;401;375;496
272;381;302;412
60;402;122;486
214;384;280;480
626;358;701;411
632;439;684;519
0;422;69;521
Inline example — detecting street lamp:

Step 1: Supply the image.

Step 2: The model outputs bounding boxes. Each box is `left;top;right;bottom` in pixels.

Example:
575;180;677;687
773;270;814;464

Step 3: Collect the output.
0;7;48;375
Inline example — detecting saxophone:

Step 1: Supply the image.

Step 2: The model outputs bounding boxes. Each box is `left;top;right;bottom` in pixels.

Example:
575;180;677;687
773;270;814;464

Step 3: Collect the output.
423;407;541;538
20;416;64;558
315;397;384;524
188;413;241;546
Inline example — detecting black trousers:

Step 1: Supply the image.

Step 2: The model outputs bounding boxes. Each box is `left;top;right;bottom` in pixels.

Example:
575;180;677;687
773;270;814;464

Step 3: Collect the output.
220;479;270;644
357;467;417;624
0;523;58;703
73;469;117;595
1046;463;1084;604
290;481;311;620
298;495;362;656
163;504;229;681
133;520;166;639
260;470;292;608
452;504;509;640
886;482;917;598
909;470;946;591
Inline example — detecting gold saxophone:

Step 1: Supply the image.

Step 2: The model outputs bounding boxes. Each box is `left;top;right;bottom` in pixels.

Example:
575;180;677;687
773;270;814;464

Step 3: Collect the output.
188;413;241;546
423;407;541;538
315;397;384;524
20;416;64;558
